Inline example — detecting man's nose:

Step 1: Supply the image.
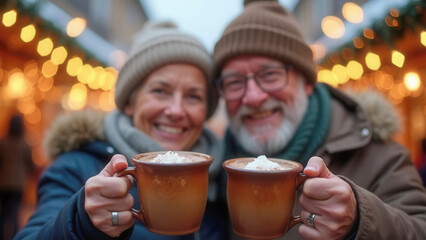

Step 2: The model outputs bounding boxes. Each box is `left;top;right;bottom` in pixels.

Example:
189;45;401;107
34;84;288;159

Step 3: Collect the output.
241;78;269;108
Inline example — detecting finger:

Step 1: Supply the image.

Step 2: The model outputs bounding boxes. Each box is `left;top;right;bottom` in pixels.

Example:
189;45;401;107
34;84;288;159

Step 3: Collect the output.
300;210;321;228
304;156;334;178
110;210;135;227
107;194;135;212
298;222;321;240
100;154;128;177
302;177;337;200
86;175;131;198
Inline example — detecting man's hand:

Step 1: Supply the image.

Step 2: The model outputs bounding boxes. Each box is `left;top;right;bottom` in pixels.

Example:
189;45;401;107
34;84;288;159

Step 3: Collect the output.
298;156;358;240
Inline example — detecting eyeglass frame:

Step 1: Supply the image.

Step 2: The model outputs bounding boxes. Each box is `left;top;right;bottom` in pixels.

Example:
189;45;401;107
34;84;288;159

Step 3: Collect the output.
215;65;293;101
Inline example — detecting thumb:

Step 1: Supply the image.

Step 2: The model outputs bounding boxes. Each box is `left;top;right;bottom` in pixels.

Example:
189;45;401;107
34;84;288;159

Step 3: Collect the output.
99;154;128;177
303;156;334;178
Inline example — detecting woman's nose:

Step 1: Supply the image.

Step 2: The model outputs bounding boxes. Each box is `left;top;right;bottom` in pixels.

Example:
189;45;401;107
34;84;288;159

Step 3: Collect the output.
164;95;185;119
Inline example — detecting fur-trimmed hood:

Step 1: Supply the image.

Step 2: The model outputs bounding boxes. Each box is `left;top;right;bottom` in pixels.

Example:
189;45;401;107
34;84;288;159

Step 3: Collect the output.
43;89;400;160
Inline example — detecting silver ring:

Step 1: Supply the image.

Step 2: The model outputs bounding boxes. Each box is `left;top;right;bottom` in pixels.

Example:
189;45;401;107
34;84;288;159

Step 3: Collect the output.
307;213;316;228
112;211;119;226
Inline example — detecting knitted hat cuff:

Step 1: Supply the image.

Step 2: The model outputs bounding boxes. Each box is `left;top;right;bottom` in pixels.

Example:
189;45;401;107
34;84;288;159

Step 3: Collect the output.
214;26;316;84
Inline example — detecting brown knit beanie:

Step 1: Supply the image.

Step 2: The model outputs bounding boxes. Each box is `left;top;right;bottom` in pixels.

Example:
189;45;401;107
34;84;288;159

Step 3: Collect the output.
214;0;317;84
115;21;218;119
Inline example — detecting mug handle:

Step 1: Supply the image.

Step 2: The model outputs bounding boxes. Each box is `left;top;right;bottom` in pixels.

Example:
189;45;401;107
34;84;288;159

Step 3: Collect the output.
288;172;308;229
116;167;145;224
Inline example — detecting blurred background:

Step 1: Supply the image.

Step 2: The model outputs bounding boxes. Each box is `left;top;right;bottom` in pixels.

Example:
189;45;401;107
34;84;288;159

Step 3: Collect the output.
0;0;425;237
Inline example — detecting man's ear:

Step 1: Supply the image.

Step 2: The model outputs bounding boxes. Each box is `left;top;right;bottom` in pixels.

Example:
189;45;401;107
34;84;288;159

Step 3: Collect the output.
305;83;314;96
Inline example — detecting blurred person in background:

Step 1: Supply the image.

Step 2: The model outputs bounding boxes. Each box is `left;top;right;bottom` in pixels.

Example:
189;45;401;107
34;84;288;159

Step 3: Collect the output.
214;0;426;239
15;21;227;240
417;139;426;187
0;114;35;240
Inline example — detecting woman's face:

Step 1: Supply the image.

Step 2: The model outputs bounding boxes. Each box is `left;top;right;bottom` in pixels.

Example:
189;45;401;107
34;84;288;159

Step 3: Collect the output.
125;63;208;151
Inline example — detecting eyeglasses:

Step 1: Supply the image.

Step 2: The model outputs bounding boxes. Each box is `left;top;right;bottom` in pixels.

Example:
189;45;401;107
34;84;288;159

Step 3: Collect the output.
216;65;292;101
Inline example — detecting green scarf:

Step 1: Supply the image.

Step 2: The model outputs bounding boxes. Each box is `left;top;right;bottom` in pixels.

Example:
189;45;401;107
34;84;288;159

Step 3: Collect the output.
224;83;331;167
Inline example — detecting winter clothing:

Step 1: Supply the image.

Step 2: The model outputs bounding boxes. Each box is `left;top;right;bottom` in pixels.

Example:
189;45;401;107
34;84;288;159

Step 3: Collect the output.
222;84;426;239
0;115;34;240
115;21;218;119
14;111;227;240
213;0;316;84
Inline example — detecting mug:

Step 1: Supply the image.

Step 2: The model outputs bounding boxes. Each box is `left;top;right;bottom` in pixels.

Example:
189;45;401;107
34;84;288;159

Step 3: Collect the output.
223;157;307;239
117;151;213;235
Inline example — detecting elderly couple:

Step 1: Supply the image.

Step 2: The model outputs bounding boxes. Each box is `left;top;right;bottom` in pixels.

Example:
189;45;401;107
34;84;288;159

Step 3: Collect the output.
15;0;426;240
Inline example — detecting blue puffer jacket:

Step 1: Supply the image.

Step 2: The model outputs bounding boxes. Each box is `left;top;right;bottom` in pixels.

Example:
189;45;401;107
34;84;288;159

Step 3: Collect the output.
14;141;229;240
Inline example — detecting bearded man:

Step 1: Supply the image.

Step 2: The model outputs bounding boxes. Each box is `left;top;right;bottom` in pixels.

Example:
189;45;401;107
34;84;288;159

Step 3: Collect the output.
214;0;426;239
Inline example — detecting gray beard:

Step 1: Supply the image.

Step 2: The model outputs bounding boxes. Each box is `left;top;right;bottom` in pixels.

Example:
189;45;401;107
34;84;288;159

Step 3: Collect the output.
228;81;309;156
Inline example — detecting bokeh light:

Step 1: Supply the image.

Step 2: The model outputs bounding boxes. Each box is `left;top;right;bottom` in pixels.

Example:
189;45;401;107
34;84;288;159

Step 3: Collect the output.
321;16;345;39
342;2;364;24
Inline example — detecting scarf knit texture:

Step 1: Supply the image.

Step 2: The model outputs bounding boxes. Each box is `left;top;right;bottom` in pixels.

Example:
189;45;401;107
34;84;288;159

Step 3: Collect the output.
224;83;331;166
103;110;224;201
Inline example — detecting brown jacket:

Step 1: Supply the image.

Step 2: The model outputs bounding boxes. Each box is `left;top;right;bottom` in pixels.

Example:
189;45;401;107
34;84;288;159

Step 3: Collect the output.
283;86;426;239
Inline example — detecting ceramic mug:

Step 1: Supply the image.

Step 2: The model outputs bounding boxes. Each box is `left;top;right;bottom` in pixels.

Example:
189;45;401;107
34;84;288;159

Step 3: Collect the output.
117;151;213;235
223;157;307;239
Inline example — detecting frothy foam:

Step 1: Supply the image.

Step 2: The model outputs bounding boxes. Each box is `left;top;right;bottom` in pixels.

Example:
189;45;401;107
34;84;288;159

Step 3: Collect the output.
245;155;284;171
151;151;187;163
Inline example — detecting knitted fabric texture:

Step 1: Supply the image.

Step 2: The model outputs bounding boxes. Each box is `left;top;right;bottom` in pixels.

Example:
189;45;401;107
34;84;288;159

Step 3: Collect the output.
214;0;316;84
224;83;331;167
115;21;218;118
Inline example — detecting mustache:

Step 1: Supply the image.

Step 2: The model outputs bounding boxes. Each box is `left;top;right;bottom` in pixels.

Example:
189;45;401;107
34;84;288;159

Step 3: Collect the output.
234;99;287;118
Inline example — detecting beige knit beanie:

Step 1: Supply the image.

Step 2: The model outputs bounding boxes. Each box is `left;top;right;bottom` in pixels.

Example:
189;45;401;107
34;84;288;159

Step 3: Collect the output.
214;0;317;84
115;21;218;118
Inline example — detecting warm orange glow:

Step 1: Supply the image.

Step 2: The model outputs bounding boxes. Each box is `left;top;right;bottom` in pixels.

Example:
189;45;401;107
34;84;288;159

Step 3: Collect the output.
37;38;54;56
353;37;364;49
346;61;363;80
66;57;83;76
7;71;31;98
317;69;338;87
2;9;17;27
24;107;42;125
21;25;36;43
332;64;349;84
66;17;87;37
363;28;375;39
389;9;400;17
391;50;405;68
38;77;54;92
77;64;94;84
321;16;345;39
99;92;116;111
421;31;426;47
51;46;68;65
88;67;104;90
17;99;36;115
41;60;58;78
68;83;88;110
365;52;381;71
342;2;364;24
404;72;421;91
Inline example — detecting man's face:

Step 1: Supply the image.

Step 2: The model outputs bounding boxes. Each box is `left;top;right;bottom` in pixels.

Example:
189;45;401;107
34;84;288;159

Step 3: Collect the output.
221;56;313;155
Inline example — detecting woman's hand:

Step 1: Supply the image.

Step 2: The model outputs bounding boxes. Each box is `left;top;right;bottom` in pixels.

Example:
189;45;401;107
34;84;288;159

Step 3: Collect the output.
298;156;358;240
85;154;135;237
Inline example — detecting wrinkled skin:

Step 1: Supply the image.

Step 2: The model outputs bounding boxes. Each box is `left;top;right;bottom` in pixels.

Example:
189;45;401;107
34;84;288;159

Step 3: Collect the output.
299;156;358;240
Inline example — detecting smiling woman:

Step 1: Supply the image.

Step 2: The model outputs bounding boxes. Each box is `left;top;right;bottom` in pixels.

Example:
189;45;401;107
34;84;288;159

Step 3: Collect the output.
15;20;227;240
